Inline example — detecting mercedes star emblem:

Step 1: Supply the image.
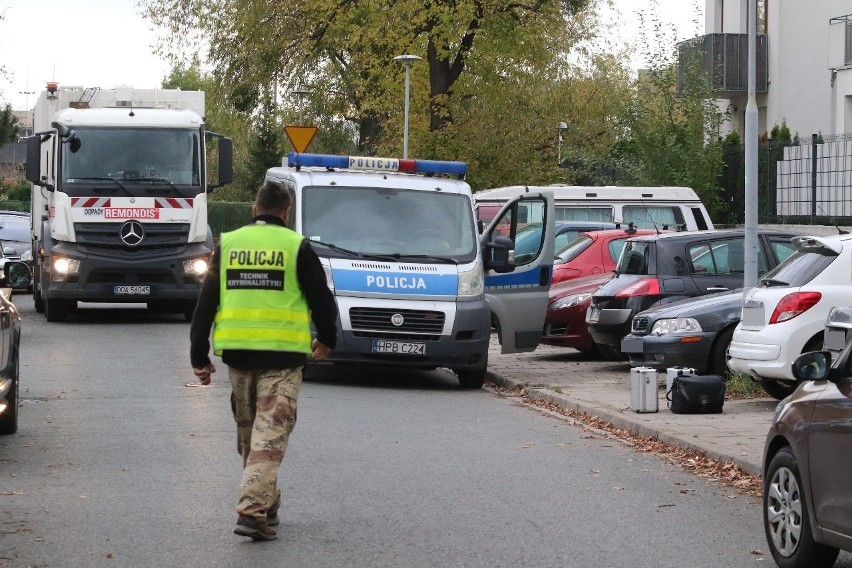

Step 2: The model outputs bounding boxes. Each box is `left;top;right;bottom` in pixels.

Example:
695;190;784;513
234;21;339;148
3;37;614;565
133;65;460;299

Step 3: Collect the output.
119;220;145;247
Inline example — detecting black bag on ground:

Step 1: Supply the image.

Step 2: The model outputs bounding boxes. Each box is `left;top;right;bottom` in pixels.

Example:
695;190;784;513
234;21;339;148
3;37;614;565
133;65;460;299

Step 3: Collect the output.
666;374;725;414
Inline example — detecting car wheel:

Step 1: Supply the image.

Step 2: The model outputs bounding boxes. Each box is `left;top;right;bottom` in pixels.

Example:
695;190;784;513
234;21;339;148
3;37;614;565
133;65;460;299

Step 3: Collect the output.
709;327;735;377
761;379;798;401
597;343;625;361
764;446;839;568
0;357;19;435
45;298;72;322
455;368;486;389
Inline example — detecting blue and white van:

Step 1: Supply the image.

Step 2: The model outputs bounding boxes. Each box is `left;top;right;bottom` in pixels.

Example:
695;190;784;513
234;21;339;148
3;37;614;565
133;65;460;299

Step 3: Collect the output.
264;153;555;388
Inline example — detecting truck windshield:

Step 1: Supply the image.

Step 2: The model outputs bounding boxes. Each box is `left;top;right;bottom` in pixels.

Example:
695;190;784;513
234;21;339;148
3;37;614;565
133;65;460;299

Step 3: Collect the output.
302;185;477;262
61;127;201;195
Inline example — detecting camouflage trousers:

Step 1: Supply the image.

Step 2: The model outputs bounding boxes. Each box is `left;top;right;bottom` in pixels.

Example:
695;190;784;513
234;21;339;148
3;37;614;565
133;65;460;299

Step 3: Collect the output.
228;366;303;521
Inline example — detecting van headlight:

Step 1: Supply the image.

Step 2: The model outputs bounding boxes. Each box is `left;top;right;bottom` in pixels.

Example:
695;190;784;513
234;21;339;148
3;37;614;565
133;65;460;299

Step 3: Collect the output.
458;262;484;297
323;263;335;292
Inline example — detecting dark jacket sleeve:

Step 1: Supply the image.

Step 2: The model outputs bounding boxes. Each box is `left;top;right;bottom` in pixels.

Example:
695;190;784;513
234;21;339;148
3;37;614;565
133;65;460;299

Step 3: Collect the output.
189;246;221;368
296;240;338;348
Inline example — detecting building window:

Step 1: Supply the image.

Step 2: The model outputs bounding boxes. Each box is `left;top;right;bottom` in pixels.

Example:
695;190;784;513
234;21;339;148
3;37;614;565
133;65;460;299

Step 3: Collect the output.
757;0;767;34
847;20;852;65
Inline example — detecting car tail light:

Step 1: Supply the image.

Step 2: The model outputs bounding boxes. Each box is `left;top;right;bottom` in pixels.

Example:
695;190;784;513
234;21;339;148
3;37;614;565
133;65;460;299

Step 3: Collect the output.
615;277;661;298
768;292;822;324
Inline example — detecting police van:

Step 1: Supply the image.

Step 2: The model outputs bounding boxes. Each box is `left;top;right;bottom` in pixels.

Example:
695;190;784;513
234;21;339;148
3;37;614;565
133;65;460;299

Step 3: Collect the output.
474;185;714;232
264;153;555;388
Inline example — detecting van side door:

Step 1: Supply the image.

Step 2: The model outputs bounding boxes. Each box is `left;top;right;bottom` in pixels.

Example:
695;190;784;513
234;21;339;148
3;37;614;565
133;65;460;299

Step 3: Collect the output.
482;193;555;353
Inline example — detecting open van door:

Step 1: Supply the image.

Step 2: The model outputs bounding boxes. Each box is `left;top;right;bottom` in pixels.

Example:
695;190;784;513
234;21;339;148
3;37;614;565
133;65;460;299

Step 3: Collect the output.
481;192;555;353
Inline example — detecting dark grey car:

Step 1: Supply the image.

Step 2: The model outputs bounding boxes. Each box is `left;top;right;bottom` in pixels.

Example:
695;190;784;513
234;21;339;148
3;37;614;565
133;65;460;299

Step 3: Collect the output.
763;348;852;567
620;289;744;375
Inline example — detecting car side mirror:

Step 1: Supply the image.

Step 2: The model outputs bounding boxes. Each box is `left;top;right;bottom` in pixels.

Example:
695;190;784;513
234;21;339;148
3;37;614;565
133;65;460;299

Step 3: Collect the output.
483;235;515;274
3;261;33;292
791;350;831;382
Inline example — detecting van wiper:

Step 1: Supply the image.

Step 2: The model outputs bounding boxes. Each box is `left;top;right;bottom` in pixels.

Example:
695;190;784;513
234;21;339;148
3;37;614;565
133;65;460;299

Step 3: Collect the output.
760;278;789;287
69;177;132;196
383;253;459;265
310;240;361;257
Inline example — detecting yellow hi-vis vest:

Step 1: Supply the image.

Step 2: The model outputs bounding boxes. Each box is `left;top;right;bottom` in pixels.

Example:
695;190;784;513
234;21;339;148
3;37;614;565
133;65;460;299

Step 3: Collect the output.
212;223;312;355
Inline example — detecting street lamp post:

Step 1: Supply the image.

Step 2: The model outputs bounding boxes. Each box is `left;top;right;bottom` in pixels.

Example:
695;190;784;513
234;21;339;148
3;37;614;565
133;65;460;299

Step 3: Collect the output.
556;121;568;166
393;54;422;159
292;87;312;126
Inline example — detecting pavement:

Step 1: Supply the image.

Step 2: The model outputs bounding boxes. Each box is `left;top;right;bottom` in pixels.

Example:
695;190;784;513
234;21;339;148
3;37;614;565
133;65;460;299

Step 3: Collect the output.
485;336;778;476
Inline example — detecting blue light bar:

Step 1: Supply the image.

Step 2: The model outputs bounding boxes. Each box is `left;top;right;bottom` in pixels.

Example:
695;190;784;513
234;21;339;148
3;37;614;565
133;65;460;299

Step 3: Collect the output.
287;153;467;177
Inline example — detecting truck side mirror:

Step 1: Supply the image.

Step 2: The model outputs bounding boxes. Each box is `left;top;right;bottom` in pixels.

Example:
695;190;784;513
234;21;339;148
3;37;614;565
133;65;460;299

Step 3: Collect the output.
483;235;516;274
25;136;43;185
218;137;233;186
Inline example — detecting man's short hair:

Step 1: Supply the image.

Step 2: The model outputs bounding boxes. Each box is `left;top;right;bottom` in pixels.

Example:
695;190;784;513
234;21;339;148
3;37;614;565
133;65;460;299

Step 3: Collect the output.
255;180;292;214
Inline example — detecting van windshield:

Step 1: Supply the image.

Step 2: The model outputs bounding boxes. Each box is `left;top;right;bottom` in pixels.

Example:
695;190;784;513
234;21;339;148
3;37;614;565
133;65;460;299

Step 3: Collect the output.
302;186;477;262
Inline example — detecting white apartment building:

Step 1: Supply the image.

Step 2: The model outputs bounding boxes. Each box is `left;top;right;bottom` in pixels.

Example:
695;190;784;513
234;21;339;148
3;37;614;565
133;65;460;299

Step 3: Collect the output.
684;0;852;139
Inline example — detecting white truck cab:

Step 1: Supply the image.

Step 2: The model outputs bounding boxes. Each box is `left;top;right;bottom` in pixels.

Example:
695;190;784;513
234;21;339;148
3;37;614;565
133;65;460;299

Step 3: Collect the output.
265;153;555;388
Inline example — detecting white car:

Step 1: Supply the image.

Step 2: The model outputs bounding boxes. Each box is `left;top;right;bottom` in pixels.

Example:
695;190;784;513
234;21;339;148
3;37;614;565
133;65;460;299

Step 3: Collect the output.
728;234;852;400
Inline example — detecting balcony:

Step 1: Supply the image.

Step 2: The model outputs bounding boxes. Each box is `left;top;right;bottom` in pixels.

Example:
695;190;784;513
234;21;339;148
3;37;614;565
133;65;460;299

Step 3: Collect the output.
677;33;768;95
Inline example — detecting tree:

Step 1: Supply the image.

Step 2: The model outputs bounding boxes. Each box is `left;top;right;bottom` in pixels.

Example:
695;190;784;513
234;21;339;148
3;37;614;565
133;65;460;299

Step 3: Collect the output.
597;2;727;220
140;0;594;156
0;104;16;145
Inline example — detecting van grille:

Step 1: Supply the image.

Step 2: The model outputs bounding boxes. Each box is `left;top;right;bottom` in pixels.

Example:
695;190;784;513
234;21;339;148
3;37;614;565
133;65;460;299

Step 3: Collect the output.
349;307;445;334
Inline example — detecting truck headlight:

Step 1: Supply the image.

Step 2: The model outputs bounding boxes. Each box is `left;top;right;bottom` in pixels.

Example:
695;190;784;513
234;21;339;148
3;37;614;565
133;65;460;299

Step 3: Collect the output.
51;256;80;282
183;258;209;277
457;262;484;298
651;317;702;335
322;263;334;291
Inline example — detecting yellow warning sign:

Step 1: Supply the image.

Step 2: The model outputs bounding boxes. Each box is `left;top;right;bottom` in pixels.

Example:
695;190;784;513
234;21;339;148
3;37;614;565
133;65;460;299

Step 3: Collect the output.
284;126;318;153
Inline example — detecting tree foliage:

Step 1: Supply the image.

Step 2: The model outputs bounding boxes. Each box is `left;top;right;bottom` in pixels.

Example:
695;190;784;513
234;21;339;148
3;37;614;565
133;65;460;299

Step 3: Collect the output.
0;104;17;145
141;0;595;158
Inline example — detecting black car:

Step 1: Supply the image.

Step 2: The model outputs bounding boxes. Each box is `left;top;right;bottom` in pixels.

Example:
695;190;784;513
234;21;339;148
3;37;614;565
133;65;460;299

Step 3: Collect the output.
0;262;33;435
586;229;800;358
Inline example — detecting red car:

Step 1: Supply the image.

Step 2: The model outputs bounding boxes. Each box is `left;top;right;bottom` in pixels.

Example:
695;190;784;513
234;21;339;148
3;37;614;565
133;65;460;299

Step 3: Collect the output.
552;228;660;284
542;273;613;354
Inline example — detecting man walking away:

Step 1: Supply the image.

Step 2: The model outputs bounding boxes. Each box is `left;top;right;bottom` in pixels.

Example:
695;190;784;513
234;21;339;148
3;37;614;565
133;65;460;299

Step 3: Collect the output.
190;180;338;541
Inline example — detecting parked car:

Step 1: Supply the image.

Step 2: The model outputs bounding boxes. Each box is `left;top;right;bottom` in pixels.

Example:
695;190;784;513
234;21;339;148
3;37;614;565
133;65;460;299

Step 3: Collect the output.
621;237;800;375
762;347;852;567
0;211;32;265
542;273;613;354
552;227;660;284
0;262;33;435
513;221;616;265
621;290;745;375
586;229;800;358
728;234;852;400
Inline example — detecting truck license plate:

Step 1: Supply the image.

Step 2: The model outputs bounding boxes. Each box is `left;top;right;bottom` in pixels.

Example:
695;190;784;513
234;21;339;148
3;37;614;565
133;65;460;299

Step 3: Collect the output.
372;340;426;355
113;285;151;296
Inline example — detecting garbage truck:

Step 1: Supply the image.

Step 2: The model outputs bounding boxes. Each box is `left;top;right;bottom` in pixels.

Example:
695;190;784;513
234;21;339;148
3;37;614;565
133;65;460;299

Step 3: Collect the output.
25;83;233;322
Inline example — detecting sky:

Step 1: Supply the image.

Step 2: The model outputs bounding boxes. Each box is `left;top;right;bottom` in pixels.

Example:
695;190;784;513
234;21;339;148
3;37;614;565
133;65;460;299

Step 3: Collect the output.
0;0;704;112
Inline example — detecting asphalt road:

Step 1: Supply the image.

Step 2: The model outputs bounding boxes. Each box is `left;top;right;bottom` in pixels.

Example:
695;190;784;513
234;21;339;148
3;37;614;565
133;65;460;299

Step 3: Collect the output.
1;296;849;567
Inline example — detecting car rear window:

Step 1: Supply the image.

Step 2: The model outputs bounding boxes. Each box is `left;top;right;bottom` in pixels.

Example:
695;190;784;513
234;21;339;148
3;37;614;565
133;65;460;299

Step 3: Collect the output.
616;240;652;275
759;247;837;287
556;235;593;263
